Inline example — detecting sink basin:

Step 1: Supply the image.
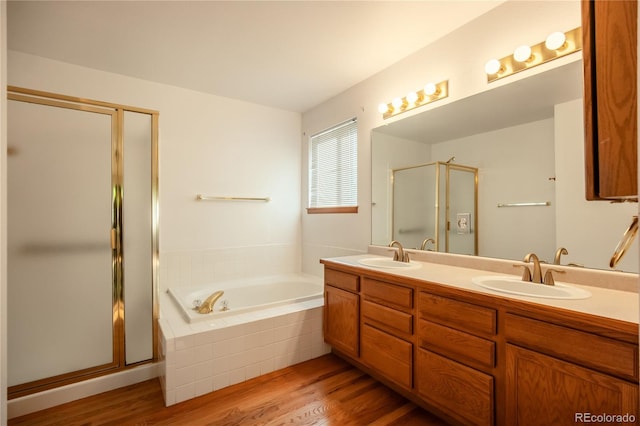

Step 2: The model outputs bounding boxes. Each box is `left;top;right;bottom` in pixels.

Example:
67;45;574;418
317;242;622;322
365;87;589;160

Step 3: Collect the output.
358;257;422;270
472;275;591;300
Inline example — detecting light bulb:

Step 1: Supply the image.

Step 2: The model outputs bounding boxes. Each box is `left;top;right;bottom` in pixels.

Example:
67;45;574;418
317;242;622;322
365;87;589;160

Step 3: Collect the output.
423;83;437;96
406;91;419;104
484;59;502;75
513;45;532;63
545;31;566;50
392;97;404;109
378;103;389;114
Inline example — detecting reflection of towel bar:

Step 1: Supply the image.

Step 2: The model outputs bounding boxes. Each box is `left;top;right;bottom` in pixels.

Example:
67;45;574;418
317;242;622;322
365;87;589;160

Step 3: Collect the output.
196;194;270;202
497;202;550;208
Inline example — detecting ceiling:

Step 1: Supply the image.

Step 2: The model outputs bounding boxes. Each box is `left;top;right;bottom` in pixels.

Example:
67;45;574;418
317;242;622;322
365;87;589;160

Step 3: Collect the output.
7;0;505;113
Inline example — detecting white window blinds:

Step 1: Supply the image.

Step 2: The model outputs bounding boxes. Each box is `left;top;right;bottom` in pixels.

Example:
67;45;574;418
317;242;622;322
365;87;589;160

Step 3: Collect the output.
309;118;358;209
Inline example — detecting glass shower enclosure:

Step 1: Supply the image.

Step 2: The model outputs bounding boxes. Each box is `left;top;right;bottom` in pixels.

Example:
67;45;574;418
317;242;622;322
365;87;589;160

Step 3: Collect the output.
392;161;478;255
7;87;159;398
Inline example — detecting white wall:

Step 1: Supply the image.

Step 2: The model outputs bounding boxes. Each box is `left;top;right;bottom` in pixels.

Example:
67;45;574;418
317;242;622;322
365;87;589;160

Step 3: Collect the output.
301;0;582;276
8;51;303;293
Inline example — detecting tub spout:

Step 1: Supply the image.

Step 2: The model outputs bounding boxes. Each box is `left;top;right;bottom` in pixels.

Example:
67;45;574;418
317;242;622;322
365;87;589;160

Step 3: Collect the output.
194;290;224;314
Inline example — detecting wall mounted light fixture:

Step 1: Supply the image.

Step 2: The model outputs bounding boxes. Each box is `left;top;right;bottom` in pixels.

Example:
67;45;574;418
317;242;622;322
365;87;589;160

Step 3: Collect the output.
378;80;449;119
484;27;582;83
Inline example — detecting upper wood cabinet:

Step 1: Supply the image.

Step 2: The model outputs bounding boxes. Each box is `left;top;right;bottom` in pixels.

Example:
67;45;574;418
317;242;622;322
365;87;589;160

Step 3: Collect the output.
582;0;638;200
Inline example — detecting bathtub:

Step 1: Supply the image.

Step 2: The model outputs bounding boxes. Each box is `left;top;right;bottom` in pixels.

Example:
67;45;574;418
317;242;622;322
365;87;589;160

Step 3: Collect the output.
159;273;330;406
168;274;323;323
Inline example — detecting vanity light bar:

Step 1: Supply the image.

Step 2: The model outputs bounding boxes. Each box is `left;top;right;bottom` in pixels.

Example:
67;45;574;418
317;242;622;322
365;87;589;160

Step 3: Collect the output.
485;27;582;83
379;80;449;120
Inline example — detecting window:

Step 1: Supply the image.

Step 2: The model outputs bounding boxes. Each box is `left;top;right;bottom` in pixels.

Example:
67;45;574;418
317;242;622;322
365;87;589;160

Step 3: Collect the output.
308;118;358;214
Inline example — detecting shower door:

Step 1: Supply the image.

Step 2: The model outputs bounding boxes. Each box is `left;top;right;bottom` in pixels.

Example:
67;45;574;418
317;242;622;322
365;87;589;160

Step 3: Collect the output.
446;164;478;256
392;164;435;249
392;161;477;253
7;88;158;398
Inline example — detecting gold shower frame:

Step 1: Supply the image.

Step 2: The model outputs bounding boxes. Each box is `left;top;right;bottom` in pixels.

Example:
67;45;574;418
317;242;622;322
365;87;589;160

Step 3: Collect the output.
392;161;478;254
7;86;160;399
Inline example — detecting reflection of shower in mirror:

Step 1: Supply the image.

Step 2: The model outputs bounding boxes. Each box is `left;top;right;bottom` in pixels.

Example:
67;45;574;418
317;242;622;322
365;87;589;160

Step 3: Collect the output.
391;161;478;255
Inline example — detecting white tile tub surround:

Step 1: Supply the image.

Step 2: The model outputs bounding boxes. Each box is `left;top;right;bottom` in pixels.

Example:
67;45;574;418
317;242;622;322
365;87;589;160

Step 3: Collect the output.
159;282;329;406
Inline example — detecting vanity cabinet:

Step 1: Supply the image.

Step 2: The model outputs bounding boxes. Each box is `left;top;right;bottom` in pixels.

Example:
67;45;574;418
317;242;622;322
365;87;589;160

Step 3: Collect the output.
321;260;639;426
582;0;638;200
505;313;639;424
323;269;359;358
415;292;496;425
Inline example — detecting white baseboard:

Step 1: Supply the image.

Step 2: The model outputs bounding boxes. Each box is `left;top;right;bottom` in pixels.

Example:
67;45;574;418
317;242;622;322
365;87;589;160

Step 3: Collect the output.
8;363;161;419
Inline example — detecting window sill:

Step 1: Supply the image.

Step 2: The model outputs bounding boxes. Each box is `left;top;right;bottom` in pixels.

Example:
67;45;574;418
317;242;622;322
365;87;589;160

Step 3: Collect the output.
306;206;358;214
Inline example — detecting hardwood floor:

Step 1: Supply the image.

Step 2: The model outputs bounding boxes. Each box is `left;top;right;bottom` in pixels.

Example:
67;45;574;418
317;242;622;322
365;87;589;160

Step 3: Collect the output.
9;354;449;426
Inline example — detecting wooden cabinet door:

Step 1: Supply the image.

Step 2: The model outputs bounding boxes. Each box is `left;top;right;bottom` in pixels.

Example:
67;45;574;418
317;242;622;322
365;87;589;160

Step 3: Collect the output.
323;285;359;358
583;0;638;200
506;344;638;425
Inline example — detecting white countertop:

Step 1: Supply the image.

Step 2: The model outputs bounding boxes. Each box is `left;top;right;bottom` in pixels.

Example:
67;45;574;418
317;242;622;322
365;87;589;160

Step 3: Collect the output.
323;254;639;325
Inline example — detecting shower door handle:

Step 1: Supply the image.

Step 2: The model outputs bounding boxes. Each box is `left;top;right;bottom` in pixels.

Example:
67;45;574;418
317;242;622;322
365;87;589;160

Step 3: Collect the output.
111;228;117;250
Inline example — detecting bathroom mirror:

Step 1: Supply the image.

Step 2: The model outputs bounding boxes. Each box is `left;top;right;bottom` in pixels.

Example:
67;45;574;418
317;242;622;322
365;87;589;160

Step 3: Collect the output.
371;59;639;273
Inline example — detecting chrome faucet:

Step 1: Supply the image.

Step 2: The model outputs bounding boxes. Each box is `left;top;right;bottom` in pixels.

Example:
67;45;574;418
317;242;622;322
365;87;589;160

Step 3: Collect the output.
420;238;435;251
389;240;410;263
194;290;224;314
554;247;568;265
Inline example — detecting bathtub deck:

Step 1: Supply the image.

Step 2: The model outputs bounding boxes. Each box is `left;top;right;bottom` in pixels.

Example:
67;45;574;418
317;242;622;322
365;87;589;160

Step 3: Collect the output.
8;354;449;425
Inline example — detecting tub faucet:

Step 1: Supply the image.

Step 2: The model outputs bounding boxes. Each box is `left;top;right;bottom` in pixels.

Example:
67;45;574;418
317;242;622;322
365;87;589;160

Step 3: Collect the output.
194;290;224;314
421;238;435;251
389;240;410;263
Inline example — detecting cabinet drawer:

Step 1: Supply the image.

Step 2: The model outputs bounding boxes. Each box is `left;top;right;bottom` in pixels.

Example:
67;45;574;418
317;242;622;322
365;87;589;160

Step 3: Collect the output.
362;300;413;338
362;278;413;310
418;319;495;369
416;348;494;426
361;324;412;389
419;292;496;336
505;313;638;382
325;268;359;293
